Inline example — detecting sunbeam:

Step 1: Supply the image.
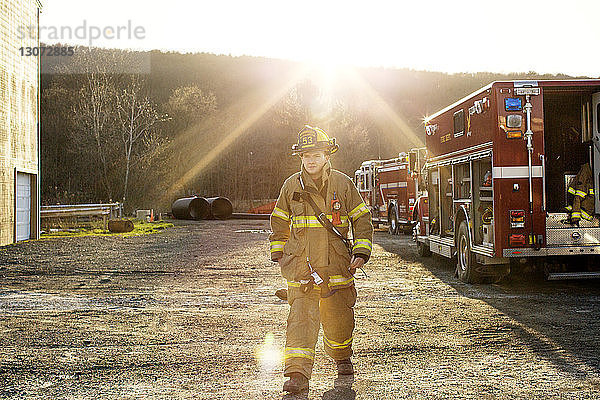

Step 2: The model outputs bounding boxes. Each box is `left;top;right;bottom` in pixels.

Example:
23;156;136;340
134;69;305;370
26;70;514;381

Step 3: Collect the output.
160;64;310;204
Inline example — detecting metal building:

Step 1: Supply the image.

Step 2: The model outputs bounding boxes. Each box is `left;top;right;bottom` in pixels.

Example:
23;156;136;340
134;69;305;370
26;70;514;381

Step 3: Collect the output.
0;0;42;245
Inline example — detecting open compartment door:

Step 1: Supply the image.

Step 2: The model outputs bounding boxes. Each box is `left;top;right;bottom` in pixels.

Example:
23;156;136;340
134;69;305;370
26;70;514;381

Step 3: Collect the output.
593;92;600;213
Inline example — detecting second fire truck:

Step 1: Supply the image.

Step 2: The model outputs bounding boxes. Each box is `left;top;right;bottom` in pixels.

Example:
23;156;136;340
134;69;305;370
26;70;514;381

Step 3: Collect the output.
354;148;427;234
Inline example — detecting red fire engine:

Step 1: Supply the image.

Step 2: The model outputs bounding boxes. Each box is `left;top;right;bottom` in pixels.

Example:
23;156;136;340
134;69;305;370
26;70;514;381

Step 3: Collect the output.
354;148;427;234
414;80;600;282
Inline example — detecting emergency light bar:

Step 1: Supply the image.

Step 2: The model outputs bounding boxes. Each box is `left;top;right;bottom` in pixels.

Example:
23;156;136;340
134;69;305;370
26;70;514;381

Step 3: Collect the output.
505;98;522;111
514;87;540;96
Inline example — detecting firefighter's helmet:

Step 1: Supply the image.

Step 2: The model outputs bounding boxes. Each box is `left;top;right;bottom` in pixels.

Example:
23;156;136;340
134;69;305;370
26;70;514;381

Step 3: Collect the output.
291;125;339;155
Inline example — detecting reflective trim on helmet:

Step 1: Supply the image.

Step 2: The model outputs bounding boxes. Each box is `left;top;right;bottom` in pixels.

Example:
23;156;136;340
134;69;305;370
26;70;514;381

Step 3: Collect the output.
292;125;338;154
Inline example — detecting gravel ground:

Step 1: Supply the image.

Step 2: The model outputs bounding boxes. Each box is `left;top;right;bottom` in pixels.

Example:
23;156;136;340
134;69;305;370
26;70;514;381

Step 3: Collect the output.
1;219;600;399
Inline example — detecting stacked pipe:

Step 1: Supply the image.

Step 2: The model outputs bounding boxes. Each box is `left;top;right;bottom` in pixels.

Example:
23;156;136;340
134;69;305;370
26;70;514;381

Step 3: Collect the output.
171;196;233;220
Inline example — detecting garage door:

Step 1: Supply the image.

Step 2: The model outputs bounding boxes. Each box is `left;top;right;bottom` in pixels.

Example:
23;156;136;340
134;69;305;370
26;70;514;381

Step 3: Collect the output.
16;172;31;241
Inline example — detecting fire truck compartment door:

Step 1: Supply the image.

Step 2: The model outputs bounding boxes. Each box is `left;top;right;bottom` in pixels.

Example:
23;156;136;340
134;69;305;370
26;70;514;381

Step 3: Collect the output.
593;92;600;212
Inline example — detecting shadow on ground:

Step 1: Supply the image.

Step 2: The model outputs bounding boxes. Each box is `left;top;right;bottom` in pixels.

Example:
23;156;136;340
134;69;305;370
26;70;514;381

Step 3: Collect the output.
377;232;600;381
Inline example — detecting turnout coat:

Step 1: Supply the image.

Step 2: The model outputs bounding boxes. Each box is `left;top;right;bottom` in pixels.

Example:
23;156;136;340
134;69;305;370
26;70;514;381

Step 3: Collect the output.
270;162;374;290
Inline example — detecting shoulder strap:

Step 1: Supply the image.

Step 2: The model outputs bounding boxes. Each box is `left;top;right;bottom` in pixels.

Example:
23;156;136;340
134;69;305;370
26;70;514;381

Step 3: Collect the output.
299;175;352;254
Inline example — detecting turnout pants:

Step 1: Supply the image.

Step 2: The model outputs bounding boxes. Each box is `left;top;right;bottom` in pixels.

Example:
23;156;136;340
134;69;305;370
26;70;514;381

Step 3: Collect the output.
284;284;357;379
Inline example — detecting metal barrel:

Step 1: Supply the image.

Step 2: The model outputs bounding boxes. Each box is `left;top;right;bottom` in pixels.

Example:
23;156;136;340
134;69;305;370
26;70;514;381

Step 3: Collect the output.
171;196;210;220
206;197;233;220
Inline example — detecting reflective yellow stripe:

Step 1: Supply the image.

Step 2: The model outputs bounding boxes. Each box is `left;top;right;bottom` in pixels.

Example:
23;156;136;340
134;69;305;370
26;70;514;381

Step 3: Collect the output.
323;335;353;349
291;215;349;228
353;208;370;220
352;239;372;252
590;189;595;195
349;203;364;216
272;207;290;221
329;275;354;287
349;203;369;221
581;210;593;221
576;190;587;198
571;212;581;218
270;241;286;253
568;187;576;195
284;347;315;360
287;280;321;290
565;206;573;211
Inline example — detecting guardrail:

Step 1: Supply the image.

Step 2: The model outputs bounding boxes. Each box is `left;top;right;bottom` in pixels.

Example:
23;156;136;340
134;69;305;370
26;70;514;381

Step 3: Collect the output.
41;203;123;230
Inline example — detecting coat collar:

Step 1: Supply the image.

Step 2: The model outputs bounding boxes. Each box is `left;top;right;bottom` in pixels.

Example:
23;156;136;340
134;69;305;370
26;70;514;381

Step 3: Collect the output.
300;161;332;191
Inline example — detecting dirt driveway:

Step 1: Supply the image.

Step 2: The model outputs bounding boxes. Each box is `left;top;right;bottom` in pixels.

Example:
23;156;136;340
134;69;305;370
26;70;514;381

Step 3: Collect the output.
1;219;600;399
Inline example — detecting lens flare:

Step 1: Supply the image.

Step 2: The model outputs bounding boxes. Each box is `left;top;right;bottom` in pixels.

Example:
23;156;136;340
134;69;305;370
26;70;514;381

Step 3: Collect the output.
254;332;282;370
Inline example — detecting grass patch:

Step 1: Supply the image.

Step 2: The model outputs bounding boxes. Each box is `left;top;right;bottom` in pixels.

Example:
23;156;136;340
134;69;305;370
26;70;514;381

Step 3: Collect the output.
41;219;174;239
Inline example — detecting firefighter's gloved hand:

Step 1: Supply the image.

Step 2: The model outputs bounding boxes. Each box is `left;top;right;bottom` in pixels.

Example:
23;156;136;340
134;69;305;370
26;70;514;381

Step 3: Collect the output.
348;256;365;275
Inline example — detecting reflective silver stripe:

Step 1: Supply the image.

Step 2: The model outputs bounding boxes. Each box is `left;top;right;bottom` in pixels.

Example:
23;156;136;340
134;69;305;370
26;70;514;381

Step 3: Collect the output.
492;166;543;179
349;203;369;221
284;347;315;360
329;275;354;287
380;182;408;189
323;335;353;349
352;239;372;252
272;207;290;221
287;280;321;290
292;215;349;228
270;241;285;253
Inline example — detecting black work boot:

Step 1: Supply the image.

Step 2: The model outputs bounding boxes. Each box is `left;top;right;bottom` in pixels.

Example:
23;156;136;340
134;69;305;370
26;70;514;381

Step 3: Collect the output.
335;359;354;375
283;372;309;393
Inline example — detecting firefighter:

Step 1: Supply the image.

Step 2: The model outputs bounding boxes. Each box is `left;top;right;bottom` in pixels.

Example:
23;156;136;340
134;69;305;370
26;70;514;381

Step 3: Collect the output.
566;163;595;223
269;125;374;393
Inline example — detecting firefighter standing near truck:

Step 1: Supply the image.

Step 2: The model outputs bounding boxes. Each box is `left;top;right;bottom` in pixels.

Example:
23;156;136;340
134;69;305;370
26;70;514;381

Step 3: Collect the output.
269;125;374;393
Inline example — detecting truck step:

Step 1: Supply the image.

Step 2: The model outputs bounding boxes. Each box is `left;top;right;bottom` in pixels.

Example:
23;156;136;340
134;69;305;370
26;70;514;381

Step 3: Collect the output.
547;272;600;280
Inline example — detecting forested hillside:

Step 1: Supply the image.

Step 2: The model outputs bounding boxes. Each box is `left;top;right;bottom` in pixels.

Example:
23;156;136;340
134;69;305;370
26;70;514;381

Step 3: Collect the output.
40;46;579;212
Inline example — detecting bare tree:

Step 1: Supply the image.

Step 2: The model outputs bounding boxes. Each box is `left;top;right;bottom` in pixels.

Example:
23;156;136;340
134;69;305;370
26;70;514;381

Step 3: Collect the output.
116;76;169;208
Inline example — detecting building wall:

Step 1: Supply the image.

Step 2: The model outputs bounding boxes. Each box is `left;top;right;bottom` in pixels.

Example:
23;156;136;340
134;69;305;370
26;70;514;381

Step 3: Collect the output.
0;0;40;246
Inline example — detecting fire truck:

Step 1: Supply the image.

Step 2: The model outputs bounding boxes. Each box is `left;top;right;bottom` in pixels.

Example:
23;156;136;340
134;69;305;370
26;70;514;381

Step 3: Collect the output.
354;148;427;234
414;80;600;282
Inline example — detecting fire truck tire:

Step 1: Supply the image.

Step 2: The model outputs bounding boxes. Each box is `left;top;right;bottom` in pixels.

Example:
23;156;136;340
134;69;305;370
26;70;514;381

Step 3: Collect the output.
417;241;431;257
388;209;399;235
456;221;482;283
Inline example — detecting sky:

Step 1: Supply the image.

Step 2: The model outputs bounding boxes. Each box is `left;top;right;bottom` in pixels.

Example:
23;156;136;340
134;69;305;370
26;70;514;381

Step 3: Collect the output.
38;0;600;77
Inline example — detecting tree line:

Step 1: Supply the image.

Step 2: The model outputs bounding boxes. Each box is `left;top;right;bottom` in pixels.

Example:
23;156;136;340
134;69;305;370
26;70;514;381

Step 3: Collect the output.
40;46;580;213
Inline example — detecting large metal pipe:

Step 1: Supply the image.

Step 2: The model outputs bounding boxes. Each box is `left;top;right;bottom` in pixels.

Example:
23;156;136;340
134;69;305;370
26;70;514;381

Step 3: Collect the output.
206;197;233;219
171;196;210;220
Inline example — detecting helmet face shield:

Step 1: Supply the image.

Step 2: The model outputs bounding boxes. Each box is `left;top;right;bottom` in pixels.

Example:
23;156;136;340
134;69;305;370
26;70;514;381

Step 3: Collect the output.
291;125;339;155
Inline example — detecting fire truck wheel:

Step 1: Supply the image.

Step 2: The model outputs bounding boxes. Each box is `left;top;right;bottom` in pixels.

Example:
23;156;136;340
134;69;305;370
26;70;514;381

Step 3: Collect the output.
417;241;431;257
388;209;399;235
456;221;482;283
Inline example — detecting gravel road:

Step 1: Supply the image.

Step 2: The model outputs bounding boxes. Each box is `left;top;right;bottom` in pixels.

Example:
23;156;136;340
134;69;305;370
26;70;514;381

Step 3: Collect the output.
1;219;599;399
